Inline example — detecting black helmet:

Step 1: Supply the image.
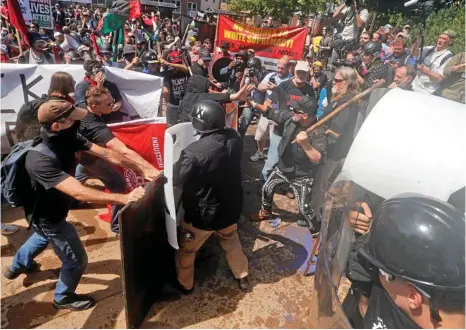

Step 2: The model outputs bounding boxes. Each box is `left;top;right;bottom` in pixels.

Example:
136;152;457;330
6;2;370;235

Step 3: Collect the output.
247;57;262;70
190;100;225;134
360;193;465;294
100;42;112;55
142;50;158;64
362;41;382;56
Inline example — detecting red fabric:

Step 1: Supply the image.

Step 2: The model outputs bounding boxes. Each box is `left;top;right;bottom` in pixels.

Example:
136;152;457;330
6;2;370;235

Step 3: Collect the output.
98;121;166;222
143;18;153;26
1;6;9;18
215;15;307;61
51;45;62;64
1;53;9;63
6;0;29;46
65;95;75;104
84;76;98;87
90;34;101;57
97;16;104;30
129;0;141;20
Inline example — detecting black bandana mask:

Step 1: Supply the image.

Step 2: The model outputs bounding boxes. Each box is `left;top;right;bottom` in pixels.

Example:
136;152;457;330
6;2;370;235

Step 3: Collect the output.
41;121;81;153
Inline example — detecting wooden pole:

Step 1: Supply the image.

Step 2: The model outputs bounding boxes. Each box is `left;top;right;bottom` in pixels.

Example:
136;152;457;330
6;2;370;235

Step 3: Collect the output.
292;80;386;143
213;13;220;50
14;28;23;56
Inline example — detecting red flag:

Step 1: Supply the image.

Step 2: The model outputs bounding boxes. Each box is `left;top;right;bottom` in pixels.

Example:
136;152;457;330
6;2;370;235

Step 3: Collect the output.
129;0;141;20
6;0;29;46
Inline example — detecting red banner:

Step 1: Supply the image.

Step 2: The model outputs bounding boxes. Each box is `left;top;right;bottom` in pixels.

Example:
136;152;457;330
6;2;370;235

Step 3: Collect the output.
215;15;307;61
99;120;166;223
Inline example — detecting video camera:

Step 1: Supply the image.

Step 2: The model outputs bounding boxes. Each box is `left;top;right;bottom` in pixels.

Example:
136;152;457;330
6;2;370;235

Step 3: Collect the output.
332;52;362;69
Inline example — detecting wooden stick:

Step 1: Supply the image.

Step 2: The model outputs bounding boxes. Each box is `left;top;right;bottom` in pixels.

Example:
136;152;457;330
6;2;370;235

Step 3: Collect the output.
14;28;23;56
292;79;386;143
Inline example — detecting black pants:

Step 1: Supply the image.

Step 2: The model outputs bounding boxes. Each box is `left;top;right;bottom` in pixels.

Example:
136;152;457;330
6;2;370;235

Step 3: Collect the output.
262;167;315;224
166;103;180;127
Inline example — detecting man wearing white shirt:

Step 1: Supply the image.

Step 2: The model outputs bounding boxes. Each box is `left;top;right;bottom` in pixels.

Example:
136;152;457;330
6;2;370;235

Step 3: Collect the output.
249;57;292;162
412;30;455;94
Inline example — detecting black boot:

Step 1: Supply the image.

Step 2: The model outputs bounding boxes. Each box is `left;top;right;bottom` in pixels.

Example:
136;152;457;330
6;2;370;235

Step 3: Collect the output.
3;261;41;280
238;276;250;291
53;293;95;311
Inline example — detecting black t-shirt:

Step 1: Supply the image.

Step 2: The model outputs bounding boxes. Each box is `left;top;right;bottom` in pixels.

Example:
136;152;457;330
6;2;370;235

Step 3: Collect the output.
79;112;115;147
278;122;327;177
271;80;316;136
313;73;328;94
363;281;421;329
25;133;91;224
163;70;189;106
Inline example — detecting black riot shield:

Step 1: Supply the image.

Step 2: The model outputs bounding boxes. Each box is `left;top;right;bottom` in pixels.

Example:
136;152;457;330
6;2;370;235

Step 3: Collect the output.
118;175;176;329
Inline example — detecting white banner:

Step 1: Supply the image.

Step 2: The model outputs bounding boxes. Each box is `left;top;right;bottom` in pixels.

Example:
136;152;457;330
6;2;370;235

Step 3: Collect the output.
0;64;162;154
19;0;33;25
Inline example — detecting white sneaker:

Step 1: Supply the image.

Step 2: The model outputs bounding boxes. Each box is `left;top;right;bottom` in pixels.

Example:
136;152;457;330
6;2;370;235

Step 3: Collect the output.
250;151;266;162
1;224;19;235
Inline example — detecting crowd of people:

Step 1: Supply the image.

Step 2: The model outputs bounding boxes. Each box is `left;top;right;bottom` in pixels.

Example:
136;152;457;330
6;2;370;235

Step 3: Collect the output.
1;0;464;328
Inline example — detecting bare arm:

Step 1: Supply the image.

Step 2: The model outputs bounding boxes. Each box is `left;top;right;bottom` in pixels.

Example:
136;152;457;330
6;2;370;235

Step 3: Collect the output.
333;2;346;19
296;131;322;163
310;76;321;89
418;64;443;82
106;137;161;180
246;98;272;113
54;176;144;205
85;143;145;177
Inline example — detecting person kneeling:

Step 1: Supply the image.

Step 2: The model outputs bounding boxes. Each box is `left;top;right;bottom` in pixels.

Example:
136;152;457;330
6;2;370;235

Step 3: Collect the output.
248;96;326;235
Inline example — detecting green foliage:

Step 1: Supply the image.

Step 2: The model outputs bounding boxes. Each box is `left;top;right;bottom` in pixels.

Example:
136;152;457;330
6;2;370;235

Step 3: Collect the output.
228;0;327;24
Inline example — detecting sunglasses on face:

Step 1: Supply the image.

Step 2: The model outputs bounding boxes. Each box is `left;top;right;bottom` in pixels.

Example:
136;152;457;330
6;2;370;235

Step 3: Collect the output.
292;108;305;115
334;78;345;83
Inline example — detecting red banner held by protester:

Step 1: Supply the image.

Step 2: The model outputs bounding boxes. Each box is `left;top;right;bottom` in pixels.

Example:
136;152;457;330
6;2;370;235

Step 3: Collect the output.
215;15;307;61
99;119;166;223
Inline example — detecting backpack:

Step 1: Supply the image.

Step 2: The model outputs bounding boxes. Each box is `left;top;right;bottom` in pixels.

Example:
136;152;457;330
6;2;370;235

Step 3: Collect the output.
421;48;454;67
1;139;57;208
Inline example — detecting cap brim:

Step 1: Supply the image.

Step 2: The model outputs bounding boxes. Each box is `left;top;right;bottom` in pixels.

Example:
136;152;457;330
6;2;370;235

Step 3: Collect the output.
289;100;300;109
67;107;88;121
201;57;212;61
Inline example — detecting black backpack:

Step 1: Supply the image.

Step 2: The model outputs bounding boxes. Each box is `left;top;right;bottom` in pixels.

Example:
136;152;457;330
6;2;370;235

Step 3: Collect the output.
1;139;57;208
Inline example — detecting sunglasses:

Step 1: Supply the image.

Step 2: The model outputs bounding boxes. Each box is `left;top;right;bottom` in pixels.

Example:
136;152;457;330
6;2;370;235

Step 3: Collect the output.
334;78;345;83
292;108;305;115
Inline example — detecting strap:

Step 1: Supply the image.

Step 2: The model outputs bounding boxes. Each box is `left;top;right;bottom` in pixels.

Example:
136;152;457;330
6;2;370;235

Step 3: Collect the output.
440;53;454;67
33;143;58;161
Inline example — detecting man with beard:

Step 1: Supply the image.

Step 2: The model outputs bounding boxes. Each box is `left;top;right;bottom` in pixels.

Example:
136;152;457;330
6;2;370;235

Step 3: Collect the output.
3;99;149;311
412;30;455;94
174;100;249;293
361;41;392;90
252;61;316;186
18;32;55;64
219;49;248;92
76;87;159;235
384;38;415;67
309;66;363;232
357;32;370;54
248;95;326;232
388;65;416;90
435;52;465;103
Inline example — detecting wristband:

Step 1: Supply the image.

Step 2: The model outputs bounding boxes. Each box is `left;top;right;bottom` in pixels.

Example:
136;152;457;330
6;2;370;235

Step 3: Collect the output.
251;101;257;109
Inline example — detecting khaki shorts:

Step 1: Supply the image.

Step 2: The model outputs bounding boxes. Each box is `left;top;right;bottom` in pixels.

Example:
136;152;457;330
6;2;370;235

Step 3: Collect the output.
254;115;275;142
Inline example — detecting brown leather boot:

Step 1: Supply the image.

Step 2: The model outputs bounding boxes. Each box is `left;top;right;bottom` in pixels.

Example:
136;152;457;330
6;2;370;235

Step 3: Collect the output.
250;209;273;222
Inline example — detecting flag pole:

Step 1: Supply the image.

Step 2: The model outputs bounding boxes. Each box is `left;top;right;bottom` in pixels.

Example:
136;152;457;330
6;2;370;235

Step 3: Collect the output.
213;14;220;50
14;28;23;56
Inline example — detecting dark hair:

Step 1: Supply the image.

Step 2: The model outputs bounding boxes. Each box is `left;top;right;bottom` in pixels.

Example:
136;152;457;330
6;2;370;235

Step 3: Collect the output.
48;72;75;96
380;34;387;43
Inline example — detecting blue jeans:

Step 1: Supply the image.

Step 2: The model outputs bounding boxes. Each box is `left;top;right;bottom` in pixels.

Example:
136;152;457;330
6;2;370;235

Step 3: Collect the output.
10;221;88;302
260;131;282;184
238;107;255;138
75;156;126;233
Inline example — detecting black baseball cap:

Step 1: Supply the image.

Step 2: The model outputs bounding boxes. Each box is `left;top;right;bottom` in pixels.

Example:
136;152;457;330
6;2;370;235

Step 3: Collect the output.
199;48;212;61
289;96;317;116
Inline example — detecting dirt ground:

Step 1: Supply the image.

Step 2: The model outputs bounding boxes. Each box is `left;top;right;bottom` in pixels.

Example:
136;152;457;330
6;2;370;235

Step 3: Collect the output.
1;126;317;329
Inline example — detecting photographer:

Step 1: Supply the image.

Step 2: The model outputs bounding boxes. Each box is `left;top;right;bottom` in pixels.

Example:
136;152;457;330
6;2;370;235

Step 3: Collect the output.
238;57;267;137
219;50;248;92
331;0;369;67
